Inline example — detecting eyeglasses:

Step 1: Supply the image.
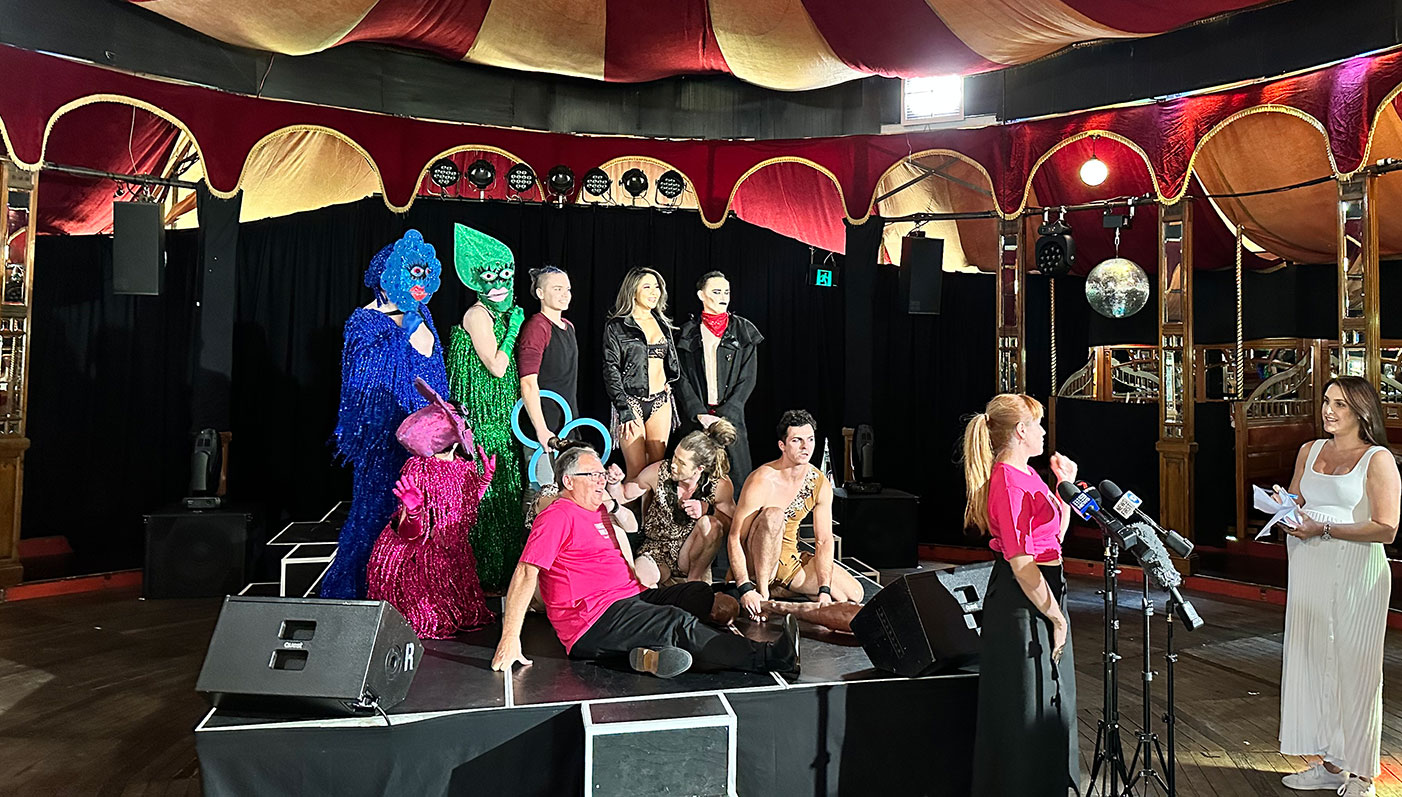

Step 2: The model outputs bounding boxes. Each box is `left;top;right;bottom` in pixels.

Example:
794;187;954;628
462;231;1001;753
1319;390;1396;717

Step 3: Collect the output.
567;470;608;481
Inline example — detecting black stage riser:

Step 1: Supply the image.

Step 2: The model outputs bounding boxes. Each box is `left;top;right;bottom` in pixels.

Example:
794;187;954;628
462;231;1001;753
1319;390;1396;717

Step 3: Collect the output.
195;675;977;797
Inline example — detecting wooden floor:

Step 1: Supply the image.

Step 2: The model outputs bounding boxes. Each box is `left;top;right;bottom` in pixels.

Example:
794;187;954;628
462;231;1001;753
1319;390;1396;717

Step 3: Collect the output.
0;580;1397;796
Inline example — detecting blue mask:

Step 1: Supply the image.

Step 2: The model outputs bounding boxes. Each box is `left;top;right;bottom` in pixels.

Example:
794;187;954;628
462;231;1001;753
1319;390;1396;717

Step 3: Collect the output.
378;230;441;336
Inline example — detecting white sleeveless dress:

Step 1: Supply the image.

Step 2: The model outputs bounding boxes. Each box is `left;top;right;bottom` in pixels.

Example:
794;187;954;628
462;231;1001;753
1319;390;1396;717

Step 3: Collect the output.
1279;440;1392;778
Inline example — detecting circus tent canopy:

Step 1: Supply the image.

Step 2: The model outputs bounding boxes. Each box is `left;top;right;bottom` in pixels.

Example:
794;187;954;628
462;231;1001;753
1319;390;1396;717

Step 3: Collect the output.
122;0;1273;89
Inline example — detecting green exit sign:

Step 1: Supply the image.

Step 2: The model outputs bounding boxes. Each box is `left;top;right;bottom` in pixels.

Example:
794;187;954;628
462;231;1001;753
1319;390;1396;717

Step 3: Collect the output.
815;268;833;287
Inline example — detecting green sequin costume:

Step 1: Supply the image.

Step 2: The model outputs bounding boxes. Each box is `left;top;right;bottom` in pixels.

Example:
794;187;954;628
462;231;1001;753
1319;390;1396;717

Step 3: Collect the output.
447;224;525;593
447;322;522;592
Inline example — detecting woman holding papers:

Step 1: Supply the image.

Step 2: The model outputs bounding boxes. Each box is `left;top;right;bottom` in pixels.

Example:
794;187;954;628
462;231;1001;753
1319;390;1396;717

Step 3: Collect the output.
1276;377;1399;797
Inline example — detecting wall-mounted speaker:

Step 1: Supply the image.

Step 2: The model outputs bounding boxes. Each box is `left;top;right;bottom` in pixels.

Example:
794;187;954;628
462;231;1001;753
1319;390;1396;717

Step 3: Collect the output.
898;232;944;315
113;201;165;295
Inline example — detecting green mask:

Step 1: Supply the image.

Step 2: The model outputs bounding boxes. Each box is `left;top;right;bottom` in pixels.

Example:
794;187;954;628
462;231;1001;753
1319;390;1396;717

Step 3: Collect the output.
454;223;517;313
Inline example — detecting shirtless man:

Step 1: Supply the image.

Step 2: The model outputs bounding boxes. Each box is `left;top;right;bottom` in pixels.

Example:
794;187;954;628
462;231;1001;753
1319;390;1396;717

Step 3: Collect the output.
727;410;864;620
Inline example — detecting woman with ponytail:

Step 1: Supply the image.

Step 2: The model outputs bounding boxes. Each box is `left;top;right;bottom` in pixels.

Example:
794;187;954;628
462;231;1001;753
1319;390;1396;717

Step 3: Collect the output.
964;393;1081;797
608;419;738;586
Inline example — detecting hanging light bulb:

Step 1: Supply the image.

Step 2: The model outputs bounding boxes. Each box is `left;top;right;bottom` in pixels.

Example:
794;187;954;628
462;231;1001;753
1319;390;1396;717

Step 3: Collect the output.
1080;135;1108;187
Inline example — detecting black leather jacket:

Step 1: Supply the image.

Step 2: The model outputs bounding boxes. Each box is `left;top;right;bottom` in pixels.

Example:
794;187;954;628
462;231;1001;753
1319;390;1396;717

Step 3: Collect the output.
602;314;680;422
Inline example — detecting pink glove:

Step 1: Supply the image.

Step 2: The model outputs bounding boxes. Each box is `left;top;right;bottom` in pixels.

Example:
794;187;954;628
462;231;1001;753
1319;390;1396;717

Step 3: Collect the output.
393;476;424;516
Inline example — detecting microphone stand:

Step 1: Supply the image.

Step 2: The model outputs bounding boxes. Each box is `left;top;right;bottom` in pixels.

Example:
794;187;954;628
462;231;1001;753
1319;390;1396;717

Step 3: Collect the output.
1122;577;1171;796
1162;590;1181;796
1086;535;1131;796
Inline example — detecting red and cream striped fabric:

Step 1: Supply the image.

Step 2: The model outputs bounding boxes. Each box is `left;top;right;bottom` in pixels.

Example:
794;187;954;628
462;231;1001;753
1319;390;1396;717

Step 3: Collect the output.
126;0;1269;88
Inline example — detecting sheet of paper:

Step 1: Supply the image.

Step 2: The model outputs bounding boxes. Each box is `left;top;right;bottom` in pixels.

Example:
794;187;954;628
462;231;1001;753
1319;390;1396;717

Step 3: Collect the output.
1251;484;1300;540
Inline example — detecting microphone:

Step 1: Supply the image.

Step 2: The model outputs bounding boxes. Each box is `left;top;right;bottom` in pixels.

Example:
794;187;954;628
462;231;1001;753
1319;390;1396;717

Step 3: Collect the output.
1098;480;1195;558
1056;481;1143;551
1126;520;1205;631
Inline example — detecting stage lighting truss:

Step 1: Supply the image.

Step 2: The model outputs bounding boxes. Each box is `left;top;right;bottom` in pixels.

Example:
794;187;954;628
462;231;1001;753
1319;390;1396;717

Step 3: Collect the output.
466;158;496;191
506;163;536;195
582;167;612;198
1035;210;1075;277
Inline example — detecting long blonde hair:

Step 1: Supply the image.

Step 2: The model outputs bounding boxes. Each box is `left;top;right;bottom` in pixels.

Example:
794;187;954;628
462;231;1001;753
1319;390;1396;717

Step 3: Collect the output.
675;418;737;486
961;394;1044;532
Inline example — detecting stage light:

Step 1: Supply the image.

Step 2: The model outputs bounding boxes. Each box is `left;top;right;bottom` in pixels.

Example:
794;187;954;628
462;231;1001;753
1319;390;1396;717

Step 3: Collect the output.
1079;135;1108;187
429;158;461;189
547;165;575;197
466;159;496;190
506;163;536;194
656;170;686;200
1035;217;1075;277
583;168;611;197
621;168;648;199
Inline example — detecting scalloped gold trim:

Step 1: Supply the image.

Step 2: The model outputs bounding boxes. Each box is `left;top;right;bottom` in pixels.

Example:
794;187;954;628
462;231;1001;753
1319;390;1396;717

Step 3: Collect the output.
1015;129;1159;216
716;156;853;231
865;147;1000;220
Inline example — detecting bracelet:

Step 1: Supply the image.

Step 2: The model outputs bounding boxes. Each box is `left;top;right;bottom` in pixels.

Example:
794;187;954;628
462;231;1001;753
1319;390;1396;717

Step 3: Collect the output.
1322;521;1332;540
818;585;833;596
737;581;757;596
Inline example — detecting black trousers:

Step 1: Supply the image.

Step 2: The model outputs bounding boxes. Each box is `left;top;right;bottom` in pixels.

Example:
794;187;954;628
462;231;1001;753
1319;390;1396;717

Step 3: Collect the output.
571;582;771;673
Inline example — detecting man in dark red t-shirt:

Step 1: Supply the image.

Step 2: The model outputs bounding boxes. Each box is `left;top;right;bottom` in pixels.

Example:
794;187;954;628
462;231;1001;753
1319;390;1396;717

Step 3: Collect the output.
491;446;799;678
517;267;578;483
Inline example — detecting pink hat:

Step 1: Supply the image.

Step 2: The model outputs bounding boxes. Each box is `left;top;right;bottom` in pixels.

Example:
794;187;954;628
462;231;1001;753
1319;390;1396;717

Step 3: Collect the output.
396;378;473;457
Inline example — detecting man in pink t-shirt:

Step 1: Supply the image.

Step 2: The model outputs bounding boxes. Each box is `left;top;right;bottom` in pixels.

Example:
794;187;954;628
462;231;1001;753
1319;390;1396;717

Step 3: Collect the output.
491;446;799;678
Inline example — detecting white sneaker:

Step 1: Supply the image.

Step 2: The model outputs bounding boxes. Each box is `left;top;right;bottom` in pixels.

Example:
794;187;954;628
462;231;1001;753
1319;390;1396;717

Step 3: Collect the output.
1337;778;1375;797
1282;763;1348;791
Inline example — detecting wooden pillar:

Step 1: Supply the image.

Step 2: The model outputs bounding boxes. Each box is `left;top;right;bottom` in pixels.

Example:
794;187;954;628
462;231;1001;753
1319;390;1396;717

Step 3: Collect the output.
1157;201;1196;545
0;160;37;587
1336;174;1380;384
995;218;1026;394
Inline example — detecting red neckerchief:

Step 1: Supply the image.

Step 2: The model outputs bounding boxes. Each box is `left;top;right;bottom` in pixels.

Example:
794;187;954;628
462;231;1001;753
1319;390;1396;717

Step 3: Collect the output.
700;311;730;338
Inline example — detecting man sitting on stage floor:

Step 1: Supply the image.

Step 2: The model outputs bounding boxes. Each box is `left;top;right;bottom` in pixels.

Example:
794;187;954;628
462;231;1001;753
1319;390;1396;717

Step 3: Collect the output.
491;444;799;678
728;410;864;621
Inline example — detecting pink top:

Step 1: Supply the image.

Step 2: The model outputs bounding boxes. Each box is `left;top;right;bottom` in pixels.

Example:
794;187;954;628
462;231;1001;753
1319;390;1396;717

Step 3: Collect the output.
519;496;645;652
987;462;1063;564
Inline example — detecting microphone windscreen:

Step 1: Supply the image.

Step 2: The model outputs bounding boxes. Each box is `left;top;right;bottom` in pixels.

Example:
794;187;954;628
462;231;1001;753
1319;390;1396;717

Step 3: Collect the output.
1056;480;1081;504
1098;480;1124;504
1129;521;1182;588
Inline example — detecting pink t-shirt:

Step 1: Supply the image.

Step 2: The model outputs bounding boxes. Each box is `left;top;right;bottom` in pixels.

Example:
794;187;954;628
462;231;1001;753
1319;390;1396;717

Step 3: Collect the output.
519;496;645;652
987;462;1063;564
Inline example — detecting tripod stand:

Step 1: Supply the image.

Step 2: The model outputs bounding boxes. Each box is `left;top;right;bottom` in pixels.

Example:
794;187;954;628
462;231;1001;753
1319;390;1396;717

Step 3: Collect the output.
1123;577;1172;796
1086;538;1131;796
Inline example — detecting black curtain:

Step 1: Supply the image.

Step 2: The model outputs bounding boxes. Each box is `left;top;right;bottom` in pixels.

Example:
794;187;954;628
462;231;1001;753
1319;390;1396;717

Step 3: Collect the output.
28;231;200;572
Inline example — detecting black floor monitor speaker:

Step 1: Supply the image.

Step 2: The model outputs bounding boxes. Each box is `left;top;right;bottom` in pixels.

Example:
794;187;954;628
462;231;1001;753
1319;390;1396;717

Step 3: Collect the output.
113;200;165;295
197;596;422;716
144;510;253;598
851;561;992;677
898;232;944;314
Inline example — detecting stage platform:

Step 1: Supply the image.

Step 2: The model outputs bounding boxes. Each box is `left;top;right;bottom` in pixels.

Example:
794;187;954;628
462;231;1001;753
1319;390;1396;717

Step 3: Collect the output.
194;566;980;796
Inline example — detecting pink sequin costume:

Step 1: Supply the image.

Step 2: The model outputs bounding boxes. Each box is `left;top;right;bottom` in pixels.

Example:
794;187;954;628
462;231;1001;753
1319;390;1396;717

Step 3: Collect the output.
367;453;497;639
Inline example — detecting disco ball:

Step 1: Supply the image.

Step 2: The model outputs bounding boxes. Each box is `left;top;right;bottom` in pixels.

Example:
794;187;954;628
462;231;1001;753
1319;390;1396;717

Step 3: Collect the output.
1085;257;1149;318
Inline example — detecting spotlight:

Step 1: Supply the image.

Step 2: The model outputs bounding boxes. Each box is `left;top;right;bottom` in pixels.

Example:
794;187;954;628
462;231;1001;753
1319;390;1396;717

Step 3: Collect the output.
547;165;575;197
656;170;686;200
583;168;611;197
1079;135;1108;187
429;158;461;189
621;168;648;199
506;163;536;194
466;159;496;190
1035;217;1075;277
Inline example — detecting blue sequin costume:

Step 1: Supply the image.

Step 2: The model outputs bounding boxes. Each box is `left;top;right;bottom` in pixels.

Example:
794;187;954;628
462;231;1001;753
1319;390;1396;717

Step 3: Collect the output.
321;307;450;599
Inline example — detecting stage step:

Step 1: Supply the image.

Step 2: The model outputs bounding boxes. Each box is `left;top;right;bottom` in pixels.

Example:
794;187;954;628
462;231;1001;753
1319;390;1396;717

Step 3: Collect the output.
265;505;345;598
583;694;736;797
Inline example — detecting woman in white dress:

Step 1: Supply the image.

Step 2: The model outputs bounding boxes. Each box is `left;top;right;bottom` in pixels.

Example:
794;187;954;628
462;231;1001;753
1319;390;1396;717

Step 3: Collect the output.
1277;376;1399;797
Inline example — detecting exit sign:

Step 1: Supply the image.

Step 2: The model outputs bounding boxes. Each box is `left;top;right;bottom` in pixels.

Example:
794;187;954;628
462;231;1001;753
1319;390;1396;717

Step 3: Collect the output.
815;268;833;287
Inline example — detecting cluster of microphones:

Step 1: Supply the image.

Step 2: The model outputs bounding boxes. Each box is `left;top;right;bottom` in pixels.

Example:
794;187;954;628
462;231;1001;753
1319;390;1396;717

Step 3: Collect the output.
1056;479;1206;631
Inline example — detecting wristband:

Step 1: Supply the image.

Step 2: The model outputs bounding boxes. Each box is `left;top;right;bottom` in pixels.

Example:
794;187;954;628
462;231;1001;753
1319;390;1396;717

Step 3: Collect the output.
818;585;833;597
737;581;757;596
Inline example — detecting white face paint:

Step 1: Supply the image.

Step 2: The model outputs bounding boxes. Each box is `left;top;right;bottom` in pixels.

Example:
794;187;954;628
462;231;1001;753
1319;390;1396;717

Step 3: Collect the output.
698;277;731;315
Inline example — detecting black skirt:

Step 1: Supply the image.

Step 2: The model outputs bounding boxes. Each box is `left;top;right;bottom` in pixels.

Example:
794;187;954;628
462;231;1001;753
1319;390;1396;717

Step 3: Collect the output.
972;557;1080;797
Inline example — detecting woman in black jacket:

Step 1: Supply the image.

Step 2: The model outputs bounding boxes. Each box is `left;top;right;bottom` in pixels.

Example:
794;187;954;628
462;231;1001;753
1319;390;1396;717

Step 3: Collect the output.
603;267;680;479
